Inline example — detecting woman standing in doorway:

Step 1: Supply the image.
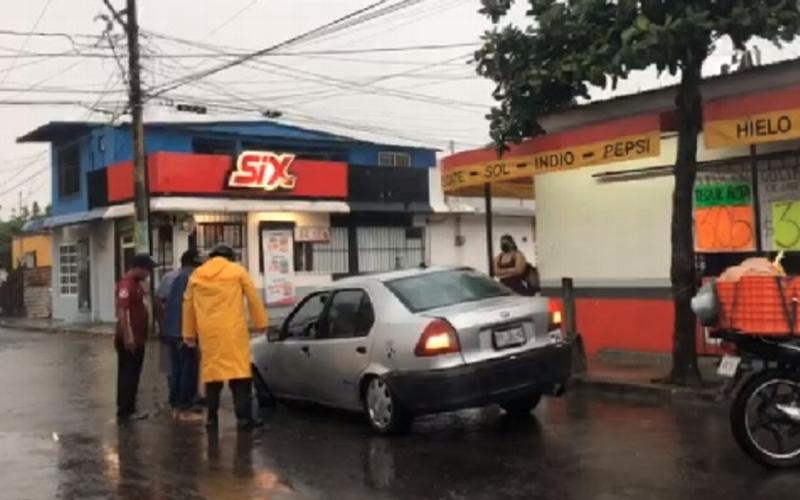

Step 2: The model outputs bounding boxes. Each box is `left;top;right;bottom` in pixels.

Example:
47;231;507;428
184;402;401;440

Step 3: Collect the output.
494;234;531;295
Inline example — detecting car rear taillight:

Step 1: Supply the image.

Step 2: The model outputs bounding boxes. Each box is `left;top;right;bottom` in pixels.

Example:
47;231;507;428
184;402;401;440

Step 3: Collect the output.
414;319;460;357
548;310;563;332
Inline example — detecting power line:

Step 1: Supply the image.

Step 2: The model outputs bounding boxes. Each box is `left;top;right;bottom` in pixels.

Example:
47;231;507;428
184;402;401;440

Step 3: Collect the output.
201;0;258;39
147;0;423;97
0;0;55;85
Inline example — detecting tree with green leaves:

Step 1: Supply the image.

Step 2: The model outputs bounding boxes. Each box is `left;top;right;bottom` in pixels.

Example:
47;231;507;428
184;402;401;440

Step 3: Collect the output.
475;0;800;385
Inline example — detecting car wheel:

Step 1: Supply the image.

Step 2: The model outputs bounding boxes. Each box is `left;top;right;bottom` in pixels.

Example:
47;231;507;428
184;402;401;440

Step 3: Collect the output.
500;393;542;416
251;364;275;408
364;377;412;435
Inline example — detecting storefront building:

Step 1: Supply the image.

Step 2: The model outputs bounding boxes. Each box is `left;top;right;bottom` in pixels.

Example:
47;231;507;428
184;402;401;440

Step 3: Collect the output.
18;120;443;323
442;59;800;357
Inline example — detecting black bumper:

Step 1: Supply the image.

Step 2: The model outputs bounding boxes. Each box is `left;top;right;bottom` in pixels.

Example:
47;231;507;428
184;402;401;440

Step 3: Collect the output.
385;342;572;415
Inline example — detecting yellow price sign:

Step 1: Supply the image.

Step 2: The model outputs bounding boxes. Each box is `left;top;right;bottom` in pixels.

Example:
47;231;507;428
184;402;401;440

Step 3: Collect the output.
773;201;800;250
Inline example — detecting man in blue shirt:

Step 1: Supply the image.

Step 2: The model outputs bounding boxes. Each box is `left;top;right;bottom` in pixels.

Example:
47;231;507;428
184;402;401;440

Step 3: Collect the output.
161;249;202;422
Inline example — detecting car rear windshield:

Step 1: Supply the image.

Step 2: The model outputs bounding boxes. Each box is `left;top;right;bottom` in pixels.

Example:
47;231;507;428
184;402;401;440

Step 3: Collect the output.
385;269;512;313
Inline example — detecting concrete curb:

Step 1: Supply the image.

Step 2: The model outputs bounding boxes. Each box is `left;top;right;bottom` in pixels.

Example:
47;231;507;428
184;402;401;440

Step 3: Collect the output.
568;375;723;404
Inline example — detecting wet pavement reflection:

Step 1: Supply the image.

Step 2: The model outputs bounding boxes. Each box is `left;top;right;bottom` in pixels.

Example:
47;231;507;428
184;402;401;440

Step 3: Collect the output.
1;329;800;499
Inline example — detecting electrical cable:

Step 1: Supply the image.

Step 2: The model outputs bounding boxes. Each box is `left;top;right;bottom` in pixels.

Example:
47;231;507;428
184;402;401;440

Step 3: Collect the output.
0;0;55;85
147;0;426;97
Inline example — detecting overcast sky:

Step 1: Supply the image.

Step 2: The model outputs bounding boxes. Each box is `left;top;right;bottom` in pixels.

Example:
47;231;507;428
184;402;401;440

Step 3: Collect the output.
1;0;800;219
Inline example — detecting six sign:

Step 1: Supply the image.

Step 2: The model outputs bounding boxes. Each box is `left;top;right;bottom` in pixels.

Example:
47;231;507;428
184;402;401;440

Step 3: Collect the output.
229;151;298;191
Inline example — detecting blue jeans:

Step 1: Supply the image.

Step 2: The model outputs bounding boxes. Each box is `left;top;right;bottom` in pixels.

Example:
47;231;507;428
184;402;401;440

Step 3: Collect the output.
166;339;199;410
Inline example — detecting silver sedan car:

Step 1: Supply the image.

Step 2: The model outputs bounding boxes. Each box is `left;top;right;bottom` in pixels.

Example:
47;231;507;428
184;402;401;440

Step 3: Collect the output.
251;266;572;435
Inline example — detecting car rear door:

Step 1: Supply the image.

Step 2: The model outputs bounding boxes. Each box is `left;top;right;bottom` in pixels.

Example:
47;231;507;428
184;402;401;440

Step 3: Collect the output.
306;288;376;410
268;291;331;400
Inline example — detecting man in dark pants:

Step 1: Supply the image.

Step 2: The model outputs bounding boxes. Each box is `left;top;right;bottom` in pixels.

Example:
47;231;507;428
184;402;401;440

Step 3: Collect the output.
162;249;202;422
115;253;156;421
182;244;268;430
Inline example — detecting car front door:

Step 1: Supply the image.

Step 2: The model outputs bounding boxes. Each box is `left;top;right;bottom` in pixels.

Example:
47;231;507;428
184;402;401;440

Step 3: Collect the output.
308;289;376;410
268;291;330;400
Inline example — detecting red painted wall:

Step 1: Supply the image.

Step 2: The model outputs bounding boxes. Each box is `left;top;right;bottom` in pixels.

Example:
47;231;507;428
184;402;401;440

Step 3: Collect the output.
105;152;349;202
551;297;674;355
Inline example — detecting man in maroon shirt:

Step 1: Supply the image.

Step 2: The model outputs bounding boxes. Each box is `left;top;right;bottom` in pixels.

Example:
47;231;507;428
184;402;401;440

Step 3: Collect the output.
116;254;156;421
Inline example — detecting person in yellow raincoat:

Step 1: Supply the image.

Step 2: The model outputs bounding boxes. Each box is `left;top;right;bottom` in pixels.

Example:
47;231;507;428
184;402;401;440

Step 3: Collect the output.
182;244;269;430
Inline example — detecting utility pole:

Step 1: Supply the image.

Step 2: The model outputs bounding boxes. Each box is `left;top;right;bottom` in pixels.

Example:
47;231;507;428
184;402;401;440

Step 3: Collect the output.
104;0;150;255
125;0;150;255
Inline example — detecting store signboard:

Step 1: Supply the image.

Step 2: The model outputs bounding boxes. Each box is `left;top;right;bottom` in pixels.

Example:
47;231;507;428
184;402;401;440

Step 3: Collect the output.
695;205;756;252
262;229;295;306
441;114;661;195
704;85;800;149
758;158;800;251
772;201;800;250
705;110;800;149
694;182;751;208
693;174;755;252
442;132;660;193
229;151;298;191
295;226;330;243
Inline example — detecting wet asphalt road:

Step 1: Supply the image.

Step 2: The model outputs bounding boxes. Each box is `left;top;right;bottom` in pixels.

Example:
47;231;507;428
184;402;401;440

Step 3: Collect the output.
2;329;800;500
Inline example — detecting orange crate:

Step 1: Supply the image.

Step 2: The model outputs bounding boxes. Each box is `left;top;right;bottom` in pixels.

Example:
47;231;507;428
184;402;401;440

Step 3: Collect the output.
716;276;800;335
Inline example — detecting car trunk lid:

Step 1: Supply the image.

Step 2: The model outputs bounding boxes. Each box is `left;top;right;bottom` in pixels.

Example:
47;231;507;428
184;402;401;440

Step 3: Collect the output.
422;295;552;364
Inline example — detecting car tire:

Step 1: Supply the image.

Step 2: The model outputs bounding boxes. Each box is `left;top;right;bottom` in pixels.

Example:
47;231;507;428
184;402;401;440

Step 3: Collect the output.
251;364;275;408
500;393;542;416
363;376;412;436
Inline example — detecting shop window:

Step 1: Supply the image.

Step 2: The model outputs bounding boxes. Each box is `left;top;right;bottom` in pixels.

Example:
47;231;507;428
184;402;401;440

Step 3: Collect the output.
59;244;79;296
58;144;81;198
294;227;349;274
378;151;411;168
192;138;236;156
196;222;246;262
357;226;425;273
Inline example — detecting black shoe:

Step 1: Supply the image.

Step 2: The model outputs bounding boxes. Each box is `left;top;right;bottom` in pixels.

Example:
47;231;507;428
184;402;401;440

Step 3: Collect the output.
237;418;264;431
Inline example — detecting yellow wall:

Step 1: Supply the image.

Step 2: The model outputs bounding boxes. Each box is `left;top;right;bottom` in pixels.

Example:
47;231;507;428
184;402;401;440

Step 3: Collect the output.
12;233;52;269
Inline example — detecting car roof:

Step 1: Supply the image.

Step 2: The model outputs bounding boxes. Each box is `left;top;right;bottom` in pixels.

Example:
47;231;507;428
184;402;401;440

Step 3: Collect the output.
332;266;467;288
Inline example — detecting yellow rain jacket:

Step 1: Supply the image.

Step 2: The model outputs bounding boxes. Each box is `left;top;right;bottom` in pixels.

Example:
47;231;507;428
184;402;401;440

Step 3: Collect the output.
182;256;269;383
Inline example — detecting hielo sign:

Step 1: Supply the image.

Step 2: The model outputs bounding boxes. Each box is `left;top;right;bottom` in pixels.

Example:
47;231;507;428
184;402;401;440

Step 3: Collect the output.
229;151;298;191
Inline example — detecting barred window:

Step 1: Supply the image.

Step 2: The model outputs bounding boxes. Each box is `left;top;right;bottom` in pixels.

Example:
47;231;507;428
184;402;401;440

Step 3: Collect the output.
196;222;246;262
378;151;411;168
294;227;349;274
59;244;78;296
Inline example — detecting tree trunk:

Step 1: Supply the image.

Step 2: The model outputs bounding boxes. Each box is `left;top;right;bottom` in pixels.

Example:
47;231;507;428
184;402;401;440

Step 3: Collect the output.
668;55;704;387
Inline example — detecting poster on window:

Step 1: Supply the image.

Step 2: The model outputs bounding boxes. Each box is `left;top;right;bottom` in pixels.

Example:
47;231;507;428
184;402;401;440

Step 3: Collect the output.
261;229;295;306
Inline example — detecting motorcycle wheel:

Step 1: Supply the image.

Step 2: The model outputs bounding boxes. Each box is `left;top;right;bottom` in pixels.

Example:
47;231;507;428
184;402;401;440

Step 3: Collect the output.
731;370;800;468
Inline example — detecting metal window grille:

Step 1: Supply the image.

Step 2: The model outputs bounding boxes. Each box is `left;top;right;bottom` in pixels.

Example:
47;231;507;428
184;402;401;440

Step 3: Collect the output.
357;227;425;273
378;151;411;167
196;222;246;263
59;244;78;296
295;227;349;274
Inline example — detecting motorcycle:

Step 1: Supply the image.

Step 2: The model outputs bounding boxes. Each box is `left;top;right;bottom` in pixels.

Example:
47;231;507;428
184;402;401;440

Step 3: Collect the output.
714;330;800;467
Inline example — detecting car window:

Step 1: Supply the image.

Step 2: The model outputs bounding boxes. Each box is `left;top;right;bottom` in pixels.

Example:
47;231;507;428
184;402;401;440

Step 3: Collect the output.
320;290;375;339
285;292;330;339
385;269;511;313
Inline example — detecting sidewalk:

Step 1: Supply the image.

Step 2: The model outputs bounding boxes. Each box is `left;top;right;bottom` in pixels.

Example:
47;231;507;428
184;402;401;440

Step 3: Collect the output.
572;350;725;403
0;317;115;336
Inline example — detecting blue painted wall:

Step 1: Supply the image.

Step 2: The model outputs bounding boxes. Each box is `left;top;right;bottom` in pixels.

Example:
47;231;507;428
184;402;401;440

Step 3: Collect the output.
47;122;437;216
